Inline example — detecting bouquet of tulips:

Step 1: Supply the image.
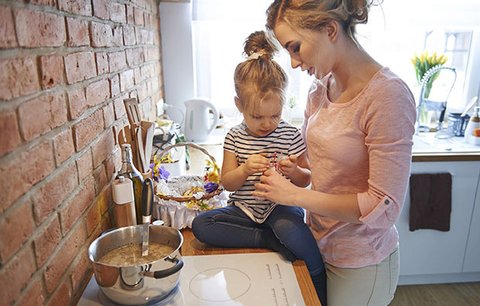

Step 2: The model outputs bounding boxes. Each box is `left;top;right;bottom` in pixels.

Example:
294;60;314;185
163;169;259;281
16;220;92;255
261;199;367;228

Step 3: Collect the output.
411;51;448;98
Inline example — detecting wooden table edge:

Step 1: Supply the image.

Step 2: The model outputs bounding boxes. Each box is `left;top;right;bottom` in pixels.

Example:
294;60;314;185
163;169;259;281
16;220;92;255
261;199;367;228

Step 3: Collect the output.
179;228;321;306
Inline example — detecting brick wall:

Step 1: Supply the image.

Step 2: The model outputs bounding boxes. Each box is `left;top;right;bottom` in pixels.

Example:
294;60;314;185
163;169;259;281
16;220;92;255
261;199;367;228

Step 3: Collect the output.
0;0;163;305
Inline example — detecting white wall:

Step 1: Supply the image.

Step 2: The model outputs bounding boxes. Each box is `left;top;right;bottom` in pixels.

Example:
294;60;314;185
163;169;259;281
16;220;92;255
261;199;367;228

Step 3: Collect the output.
159;1;195;124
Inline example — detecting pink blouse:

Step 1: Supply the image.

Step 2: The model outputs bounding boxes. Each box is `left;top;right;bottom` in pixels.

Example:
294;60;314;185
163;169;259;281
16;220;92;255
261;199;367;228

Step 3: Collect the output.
302;67;416;268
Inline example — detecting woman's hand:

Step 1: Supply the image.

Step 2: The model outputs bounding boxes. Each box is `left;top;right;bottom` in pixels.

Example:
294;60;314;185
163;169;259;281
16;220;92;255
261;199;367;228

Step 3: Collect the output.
253;168;298;206
242;153;270;176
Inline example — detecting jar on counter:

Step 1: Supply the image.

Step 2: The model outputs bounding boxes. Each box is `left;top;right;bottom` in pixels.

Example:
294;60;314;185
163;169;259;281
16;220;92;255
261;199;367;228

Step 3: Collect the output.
447;113;470;137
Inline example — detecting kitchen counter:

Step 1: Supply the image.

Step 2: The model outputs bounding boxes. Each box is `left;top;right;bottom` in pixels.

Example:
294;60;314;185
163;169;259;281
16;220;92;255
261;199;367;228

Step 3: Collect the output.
180;228;321;306
413;133;480;161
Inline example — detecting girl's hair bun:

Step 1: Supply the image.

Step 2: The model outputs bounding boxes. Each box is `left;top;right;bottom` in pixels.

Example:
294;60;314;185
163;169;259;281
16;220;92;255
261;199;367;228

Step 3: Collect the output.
243;31;277;60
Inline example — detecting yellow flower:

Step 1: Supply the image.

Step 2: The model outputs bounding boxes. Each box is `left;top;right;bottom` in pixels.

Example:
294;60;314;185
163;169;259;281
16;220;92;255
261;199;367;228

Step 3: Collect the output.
412;51;448;82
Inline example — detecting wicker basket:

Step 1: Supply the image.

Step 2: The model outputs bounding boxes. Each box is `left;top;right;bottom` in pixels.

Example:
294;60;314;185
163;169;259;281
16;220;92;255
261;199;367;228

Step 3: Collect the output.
153;142;227;229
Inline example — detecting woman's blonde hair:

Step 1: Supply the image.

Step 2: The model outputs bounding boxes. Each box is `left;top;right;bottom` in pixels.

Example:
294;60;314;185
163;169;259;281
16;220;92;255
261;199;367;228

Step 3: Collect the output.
234;31;288;112
266;0;380;47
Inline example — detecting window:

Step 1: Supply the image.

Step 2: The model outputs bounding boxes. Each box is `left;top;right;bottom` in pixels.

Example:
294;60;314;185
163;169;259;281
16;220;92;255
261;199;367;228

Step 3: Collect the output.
183;0;480;123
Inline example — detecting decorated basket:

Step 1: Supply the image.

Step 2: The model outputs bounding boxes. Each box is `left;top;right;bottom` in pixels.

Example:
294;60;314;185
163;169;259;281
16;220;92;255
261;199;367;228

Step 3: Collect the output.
152;142;227;229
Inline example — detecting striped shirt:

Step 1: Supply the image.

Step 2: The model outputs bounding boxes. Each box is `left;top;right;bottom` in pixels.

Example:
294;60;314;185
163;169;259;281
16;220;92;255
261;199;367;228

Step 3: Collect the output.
224;120;306;223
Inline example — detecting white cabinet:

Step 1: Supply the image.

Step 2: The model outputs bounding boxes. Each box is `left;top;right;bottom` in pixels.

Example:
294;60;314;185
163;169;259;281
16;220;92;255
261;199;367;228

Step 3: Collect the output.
397;161;480;284
463;171;480;272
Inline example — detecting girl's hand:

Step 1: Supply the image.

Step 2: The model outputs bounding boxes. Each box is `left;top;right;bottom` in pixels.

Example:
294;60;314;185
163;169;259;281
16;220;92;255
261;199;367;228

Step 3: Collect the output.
253;168;298;205
242;153;270;176
278;154;298;177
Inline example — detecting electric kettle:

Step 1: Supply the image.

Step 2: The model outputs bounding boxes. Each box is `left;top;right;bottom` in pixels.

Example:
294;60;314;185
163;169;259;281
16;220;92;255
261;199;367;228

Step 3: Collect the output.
184;98;219;142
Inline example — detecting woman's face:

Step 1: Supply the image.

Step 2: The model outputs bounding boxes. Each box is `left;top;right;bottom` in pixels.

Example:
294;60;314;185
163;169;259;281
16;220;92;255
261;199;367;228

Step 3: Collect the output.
274;21;334;79
237;93;283;137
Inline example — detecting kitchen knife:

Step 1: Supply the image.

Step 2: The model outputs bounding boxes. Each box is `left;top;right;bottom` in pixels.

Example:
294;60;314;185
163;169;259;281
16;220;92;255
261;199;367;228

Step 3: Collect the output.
141;178;153;256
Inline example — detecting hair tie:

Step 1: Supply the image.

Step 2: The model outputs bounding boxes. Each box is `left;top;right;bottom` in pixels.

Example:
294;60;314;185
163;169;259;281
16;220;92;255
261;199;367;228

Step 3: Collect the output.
246;51;265;61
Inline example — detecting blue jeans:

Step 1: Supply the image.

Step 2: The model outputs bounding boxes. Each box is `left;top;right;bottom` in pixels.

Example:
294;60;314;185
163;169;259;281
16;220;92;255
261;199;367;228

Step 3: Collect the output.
191;205;324;276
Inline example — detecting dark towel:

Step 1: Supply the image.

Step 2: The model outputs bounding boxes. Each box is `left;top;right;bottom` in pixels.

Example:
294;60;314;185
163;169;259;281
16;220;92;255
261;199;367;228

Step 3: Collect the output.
409;173;452;232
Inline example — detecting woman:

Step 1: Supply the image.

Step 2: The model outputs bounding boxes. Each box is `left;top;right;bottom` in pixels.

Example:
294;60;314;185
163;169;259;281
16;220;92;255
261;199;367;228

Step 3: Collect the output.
253;1;416;305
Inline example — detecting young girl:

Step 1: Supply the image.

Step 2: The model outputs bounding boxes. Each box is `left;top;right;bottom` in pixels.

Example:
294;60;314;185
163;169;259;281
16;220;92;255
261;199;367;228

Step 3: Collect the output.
191;30;326;305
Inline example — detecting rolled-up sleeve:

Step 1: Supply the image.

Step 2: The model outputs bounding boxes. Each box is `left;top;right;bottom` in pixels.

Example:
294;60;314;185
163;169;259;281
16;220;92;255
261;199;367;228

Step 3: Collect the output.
357;79;416;228
358;194;399;229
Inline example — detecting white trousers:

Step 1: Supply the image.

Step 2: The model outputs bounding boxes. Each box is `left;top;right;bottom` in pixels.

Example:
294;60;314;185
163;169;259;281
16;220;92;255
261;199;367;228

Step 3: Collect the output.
326;247;400;306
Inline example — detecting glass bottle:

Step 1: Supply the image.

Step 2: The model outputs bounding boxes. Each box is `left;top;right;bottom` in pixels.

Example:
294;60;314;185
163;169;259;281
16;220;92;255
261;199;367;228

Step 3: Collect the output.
118;143;144;225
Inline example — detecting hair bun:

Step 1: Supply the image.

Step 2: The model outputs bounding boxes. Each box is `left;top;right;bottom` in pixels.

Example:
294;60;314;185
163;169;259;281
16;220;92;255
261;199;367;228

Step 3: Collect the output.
243;31;276;60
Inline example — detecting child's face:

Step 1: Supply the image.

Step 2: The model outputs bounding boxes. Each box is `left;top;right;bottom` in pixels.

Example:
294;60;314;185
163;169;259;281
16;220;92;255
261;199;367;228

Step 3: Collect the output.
240;94;283;137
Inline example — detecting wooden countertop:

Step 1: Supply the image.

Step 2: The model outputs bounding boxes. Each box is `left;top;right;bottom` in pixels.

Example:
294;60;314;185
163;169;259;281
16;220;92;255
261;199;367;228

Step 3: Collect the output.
180;228;321;306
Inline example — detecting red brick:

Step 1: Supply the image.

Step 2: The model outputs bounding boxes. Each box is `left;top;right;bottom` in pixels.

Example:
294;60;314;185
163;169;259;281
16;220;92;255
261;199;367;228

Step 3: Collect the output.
18;95;50;141
0;6;17;48
126;47;143;67
92;0;109;20
32;162;78;223
105;151;117;181
0;140;54;212
16;275;45;306
134;67;141;85
46;280;71;306
123;25;136;46
53;128;75;166
0;109;22;157
0;197;34;264
18;92;68;141
58;0;92;16
85;196;101;236
44;224;86;293
126;4;135;24
110;2;126;23
95;52;109;75
91;130;115;168
113;96;126;120
93;164;108;195
144;12;152;28
33;215;62;267
112;25;124;47
59;177;94;233
134;7;144;26
90;21;112;48
76;152;93;182
15;8;66;47
40;54;65;89
110;74;120;97
27;0;57;6
140;63;153;79
108;50;126;73
0;56;40;100
66;17;90;47
0;245;36;306
49;91;68;129
131;0;146;9
64;51;96;84
70;254;91;294
103;102;115;129
86;78;110;108
145;46;159;61
67;86;87;120
120;69;134;92
72;109;104;151
97;183;112;215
